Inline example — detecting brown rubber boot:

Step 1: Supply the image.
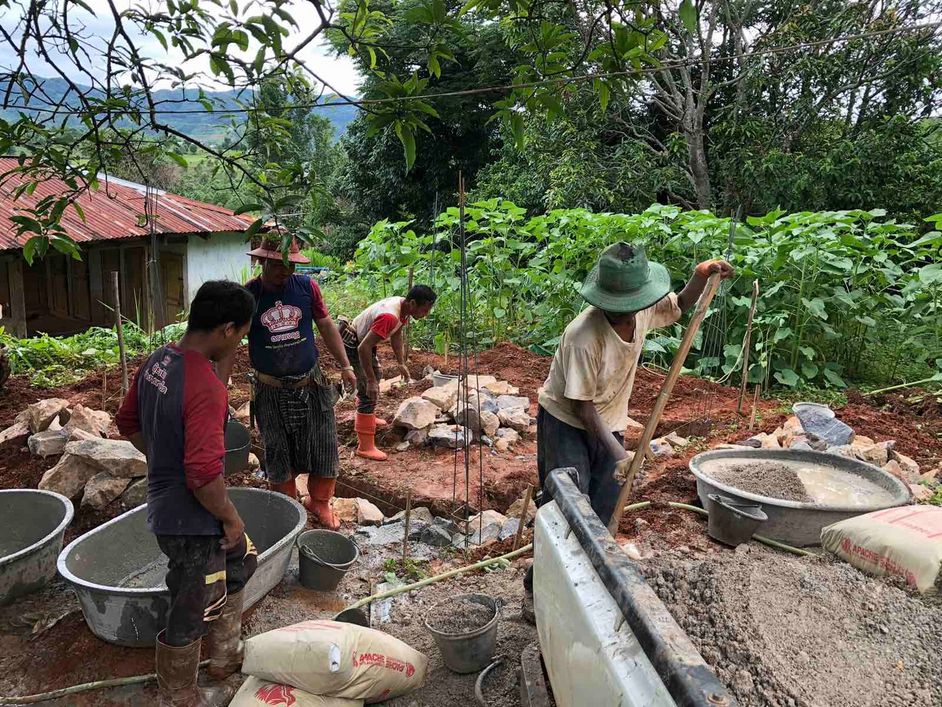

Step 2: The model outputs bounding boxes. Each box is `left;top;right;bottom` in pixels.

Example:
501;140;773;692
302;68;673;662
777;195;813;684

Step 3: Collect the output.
206;590;245;681
156;631;232;706
269;478;297;499
355;412;388;461
306;476;341;530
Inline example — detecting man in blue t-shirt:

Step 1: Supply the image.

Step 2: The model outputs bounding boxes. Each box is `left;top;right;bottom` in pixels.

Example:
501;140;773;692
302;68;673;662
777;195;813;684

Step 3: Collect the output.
218;236;356;530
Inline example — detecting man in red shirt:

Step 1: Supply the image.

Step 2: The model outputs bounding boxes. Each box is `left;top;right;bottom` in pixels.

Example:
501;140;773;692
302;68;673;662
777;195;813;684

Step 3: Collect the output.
116;281;258;706
339;286;437;460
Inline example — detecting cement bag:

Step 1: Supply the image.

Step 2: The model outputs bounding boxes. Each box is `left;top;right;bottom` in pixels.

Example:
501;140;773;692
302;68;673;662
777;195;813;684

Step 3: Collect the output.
821;505;942;593
242;619;428;703
230;677;362;707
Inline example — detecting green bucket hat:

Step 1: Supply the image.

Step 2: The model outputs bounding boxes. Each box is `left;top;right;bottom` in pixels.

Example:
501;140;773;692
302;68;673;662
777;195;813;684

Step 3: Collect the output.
580;242;671;313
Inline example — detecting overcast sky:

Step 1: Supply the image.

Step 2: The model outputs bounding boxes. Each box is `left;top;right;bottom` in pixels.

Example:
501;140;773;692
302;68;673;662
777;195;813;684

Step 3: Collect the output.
0;0;364;96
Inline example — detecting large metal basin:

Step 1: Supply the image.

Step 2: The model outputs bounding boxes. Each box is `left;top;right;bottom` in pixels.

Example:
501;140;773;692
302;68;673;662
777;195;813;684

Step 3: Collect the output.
690;449;911;547
57;487;306;646
0;489;74;605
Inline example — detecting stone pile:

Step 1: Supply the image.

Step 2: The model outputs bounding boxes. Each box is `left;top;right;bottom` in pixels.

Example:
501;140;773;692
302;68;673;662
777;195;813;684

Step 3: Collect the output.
721;405;939;502
392;374;531;453
0;397;149;511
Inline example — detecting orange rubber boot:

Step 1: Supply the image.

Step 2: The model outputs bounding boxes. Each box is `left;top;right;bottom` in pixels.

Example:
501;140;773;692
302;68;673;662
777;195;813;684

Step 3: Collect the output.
269;478;297;499
355;413;388;461
374;417;389;428
307;476;340;530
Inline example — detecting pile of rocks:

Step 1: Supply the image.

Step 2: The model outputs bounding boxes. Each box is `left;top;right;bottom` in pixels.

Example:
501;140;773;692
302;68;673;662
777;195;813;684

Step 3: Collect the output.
392;374;532;453
723;405;939;501
0;397;149;511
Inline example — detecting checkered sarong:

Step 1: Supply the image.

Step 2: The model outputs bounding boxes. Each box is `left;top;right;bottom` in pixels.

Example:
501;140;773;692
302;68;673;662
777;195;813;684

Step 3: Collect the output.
253;363;339;483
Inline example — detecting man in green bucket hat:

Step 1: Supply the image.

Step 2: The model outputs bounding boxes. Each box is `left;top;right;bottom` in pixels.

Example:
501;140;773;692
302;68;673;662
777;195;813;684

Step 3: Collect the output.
522;242;732;620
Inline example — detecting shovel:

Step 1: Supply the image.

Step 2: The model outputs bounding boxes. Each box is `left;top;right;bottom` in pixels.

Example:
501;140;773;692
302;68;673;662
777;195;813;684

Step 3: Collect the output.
333;543;533;626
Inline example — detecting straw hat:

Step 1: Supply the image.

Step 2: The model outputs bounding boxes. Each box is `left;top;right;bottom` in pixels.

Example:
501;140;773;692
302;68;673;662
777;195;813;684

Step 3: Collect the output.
247;236;310;264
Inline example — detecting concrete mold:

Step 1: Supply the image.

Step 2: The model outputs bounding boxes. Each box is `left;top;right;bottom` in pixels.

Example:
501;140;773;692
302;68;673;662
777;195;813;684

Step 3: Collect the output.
57;487;306;646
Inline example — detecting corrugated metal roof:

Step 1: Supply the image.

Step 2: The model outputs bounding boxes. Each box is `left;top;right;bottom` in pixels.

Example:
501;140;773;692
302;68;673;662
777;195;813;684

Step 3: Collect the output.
0;157;256;251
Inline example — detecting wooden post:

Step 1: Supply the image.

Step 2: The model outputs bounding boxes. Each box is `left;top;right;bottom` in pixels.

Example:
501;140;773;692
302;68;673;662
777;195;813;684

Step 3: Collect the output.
402;490;412;562
111;272;129;396
736;280;760;415
607;273;723;535
513;485;533;551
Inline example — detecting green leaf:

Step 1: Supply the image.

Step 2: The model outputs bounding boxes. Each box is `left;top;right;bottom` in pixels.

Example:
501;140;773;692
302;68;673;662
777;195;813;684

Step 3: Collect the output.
167;152;188;168
801;362;818;380
395;123;417;171
917;263;942;285
234;203;262;215
801;297;828;320
774;368;799;387
509;112;524;150
679;0;697;33
823;368;847;388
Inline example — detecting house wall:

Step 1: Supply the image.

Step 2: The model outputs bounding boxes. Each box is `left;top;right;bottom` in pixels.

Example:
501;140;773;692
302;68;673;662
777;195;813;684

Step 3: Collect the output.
185;232;249;302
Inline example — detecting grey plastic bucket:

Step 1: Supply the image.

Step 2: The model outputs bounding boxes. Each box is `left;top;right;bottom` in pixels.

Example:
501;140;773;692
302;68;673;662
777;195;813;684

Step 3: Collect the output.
297;529;359;591
706;493;768;547
424;593;500;674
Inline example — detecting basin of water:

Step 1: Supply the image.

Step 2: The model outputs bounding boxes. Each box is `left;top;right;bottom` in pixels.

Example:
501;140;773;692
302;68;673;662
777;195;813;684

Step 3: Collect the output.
690;449;911;547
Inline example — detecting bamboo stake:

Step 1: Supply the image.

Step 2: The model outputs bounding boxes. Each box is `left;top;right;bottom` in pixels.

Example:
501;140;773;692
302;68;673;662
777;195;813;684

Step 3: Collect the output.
405;266;414;364
607;273;723;535
513;485;533;551
402;489;412;562
749;385;760;430
111;272;129;396
736;279;760;415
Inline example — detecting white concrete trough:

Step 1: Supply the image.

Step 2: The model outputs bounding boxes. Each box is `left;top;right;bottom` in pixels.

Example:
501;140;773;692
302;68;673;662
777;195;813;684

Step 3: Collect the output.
0;489;74;605
58;487;306;646
535;469;736;707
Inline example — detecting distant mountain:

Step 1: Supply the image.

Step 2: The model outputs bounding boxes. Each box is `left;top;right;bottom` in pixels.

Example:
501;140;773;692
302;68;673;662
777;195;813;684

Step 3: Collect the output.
0;76;358;143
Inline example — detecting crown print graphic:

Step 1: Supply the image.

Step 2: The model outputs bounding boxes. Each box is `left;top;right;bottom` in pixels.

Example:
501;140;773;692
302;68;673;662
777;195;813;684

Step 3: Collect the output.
260;301;303;333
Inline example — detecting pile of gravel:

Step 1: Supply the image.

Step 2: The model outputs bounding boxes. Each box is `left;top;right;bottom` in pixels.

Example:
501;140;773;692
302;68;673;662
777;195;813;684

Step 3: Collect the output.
710;462;811;503
641;546;942;707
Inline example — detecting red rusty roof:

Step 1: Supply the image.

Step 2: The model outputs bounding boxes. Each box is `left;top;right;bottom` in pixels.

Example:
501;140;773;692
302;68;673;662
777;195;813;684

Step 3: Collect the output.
0;157;256;251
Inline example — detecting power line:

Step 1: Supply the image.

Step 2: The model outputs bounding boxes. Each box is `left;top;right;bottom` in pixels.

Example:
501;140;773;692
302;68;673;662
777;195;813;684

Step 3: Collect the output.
4;19;940;118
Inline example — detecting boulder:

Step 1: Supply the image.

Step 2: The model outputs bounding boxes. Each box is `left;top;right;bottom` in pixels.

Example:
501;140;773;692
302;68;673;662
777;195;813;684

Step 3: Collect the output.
355;498;385;526
482;381;519;396
120;478;148;508
64;439;147;478
783;415;804;437
467;509;508;531
853;443;889;467
28;429;69;458
494;428;519;453
64;404;111;438
390;506;434;527
499;517;520;541
455;407;500;437
909;483;933;503
883;459;919;485
393;397;439;430
404;427;430;446
81;472;130;510
432;516;460;535
418;525;453;547
470;522;502;546
0;421;30;449
69;428;101;443
421;386;457;411
25;398;71;433
793;405;854;446
890;450;920;477
429;424;469;449
38;453;100;499
496;395;529;411
498;408;531;432
331;497;359;523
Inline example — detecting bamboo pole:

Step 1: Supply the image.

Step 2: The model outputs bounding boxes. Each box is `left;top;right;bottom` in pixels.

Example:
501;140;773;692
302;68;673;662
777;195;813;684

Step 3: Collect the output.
607;273;723;535
513;485;533;551
736;279;760;415
111;272;129;396
749;385;760;430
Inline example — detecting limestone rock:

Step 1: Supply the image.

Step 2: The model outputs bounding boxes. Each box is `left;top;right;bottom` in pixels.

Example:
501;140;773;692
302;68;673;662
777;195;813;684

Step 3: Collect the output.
379;375;403;394
506;494;536;524
120;478;148;508
482;381;519;396
455;407;499;437
619;541;643;561
883;459;919;485
921;468;939;484
395;441;410;452
390;506;434;527
498;408;531;432
0;421;30;449
890;450;920;477
852;434;876;447
432;516;460;535
783;415;804;437
469;522;502;546
649;439;674;458
794;405;854;446
393;397;439;430
38;453;100;499
664;431;689;448
854;442;889;467
496;395;529;411
429;424;469;449
909;483;933;503
64;404;111;438
247;453;260;471
355;498;385;526
494;427;519;452
625;417;644;430
331;497;359;523
28;429;69;458
418;524;453;547
81;472;130;510
404;427;430;446
69;428;101;443
26;398;71;433
421;386;457;411
233;401;251;421
442;374;496;393
748;432;780;449
827;445;857;459
467;509;508;531
499;517;520;541
64;439;147;478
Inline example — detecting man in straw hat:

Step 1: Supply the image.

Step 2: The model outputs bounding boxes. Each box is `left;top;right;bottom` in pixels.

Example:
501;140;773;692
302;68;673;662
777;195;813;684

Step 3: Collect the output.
521;242;732;619
218;236;356;530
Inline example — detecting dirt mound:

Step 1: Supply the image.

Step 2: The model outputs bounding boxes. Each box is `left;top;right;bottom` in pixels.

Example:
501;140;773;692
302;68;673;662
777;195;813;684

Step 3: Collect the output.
642;547;942;707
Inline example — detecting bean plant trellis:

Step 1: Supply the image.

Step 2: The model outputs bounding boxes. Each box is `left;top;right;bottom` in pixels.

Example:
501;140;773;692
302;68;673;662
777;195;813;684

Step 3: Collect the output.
347;202;942;390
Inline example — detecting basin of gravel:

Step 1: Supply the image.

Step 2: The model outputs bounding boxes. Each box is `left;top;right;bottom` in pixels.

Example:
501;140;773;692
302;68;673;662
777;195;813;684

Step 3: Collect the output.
641;546;942;707
427;596;496;634
709;462;812;503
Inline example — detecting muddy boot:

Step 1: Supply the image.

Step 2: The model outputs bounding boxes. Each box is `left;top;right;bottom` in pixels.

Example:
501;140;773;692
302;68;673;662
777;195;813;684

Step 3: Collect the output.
269;478;297;499
305;476;341;530
206;591;245;681
521;590;535;625
355;412;388;461
156;631;232;707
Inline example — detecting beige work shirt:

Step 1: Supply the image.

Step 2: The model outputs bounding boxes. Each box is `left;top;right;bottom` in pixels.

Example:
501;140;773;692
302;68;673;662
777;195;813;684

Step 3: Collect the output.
538;294;682;432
